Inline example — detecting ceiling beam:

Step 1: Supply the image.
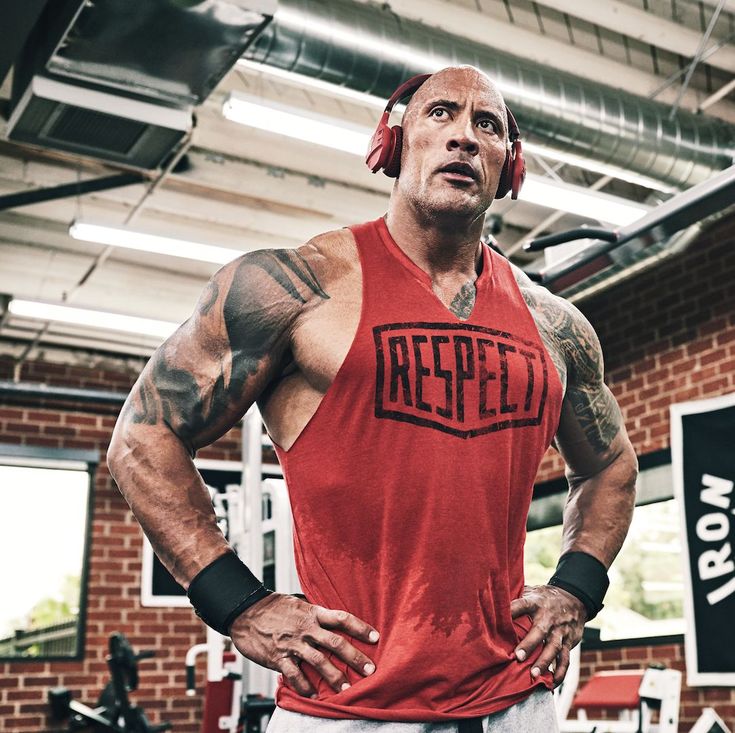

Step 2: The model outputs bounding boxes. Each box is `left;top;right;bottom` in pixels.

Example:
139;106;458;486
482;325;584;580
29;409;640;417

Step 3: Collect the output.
697;0;735;13
532;0;735;74
350;0;735;123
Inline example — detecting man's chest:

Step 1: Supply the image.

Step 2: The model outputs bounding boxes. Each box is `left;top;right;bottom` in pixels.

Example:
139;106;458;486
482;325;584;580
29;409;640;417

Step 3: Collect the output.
290;277;567;400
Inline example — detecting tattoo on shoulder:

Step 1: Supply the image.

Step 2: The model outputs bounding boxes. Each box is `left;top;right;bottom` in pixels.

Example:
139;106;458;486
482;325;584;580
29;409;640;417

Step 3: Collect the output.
199;280;219;315
249;250;329;304
518;286;567;388
449;281;476;320
123;248;329;447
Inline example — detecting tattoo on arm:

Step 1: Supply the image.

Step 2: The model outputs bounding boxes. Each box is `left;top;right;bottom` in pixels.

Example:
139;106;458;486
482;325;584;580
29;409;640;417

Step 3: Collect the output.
449;281;476;320
520;283;622;461
554;304;621;455
519;286;567;390
250;249;329;303
124;248;329;449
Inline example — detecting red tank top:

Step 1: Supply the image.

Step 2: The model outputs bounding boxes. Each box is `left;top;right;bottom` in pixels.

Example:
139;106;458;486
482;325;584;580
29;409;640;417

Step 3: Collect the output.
273;217;564;721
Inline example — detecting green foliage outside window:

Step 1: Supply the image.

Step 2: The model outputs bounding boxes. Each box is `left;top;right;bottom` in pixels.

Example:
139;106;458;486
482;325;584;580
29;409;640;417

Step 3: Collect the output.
524;499;685;641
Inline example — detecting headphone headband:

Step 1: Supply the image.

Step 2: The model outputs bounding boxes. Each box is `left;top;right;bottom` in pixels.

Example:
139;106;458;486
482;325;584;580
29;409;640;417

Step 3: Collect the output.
384;73;433;114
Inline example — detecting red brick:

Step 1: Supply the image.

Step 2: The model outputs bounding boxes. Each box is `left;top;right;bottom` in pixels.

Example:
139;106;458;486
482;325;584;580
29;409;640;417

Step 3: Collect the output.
63;414;98;426
25;410;63;422
0;407;25;420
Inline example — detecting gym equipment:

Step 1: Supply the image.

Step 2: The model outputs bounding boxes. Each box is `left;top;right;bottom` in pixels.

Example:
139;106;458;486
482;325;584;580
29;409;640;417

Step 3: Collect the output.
364;72;526;200
48;632;171;732
184;475;299;732
525;163;735;293
555;646;682;733
689;708;732;733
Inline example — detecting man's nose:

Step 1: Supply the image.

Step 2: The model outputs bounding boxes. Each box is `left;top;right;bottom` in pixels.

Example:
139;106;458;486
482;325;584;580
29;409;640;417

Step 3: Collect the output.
447;120;479;155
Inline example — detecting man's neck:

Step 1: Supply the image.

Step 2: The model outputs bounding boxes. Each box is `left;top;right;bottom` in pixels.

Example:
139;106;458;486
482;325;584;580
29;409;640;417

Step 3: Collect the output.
384;201;485;281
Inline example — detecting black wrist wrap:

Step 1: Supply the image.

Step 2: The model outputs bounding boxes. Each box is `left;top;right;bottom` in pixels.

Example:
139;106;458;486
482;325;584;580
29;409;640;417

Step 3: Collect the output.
187;552;272;636
548;551;609;621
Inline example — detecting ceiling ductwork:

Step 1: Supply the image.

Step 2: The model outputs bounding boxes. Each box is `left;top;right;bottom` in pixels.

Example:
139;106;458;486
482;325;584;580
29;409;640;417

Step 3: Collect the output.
6;0;276;169
244;0;735;190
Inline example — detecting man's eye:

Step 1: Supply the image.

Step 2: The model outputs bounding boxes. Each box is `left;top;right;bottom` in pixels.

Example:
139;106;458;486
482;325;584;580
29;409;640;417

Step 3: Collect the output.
430;108;447;118
478;119;497;132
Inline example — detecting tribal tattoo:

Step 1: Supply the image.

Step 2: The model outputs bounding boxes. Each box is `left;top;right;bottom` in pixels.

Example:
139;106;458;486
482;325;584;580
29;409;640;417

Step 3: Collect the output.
519;283;621;457
123;249;329;449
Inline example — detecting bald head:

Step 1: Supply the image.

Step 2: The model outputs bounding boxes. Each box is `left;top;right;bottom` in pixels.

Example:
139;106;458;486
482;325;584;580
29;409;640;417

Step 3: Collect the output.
402;66;508;143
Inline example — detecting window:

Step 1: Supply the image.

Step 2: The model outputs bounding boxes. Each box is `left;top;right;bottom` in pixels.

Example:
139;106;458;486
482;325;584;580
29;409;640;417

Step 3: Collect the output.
0;446;95;660
525;451;684;645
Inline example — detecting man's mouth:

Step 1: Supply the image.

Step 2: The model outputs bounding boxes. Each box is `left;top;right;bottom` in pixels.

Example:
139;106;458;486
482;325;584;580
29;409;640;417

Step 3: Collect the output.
437;161;477;182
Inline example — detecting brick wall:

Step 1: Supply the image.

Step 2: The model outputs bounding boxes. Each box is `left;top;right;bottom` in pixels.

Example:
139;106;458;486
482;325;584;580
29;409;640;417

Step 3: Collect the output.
1;211;735;732
0;356;243;733
535;212;735;731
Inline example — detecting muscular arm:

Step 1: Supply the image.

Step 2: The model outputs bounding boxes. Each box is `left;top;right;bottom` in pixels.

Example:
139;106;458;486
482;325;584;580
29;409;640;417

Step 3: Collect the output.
513;267;638;562
108;244;379;696
552;299;638;568
512;288;637;684
107;247;328;587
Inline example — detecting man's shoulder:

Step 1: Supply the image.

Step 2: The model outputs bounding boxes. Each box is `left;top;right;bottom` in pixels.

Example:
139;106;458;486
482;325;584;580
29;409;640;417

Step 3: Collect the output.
506;259;570;321
506;260;602;370
296;227;358;272
220;227;357;308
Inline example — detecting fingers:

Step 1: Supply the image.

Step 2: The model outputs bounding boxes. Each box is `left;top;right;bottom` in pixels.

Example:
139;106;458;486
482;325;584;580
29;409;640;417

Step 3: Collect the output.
308;627;377;679
529;631;563;680
510;595;535;619
277;655;316;698
514;621;546;662
231;596;381;698
552;644;570;687
316;606;380;644
290;643;354;694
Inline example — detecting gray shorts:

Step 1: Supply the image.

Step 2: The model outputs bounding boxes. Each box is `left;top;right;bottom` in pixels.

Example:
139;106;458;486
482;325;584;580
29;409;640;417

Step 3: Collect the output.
265;686;558;733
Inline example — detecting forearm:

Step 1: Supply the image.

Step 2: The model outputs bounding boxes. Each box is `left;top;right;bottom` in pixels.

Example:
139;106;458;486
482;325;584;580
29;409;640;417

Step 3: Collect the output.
108;420;230;588
560;444;638;568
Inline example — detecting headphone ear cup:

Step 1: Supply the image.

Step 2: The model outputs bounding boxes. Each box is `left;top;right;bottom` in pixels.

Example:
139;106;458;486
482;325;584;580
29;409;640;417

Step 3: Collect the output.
382;125;403;178
365;122;392;173
495;151;512;200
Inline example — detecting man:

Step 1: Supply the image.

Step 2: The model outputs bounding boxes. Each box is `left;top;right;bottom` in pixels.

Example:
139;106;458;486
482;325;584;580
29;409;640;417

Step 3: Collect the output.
108;66;638;731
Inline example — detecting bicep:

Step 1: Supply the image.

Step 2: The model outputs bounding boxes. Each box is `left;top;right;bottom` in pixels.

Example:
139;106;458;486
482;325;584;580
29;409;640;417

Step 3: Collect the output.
121;248;325;452
551;303;629;481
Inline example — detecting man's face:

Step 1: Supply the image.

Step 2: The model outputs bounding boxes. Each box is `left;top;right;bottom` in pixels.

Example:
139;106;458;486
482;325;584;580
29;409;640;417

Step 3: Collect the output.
397;68;509;223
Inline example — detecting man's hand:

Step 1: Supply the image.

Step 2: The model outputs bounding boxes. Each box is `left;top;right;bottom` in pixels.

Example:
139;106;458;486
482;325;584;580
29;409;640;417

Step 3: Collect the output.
510;584;586;686
229;593;380;697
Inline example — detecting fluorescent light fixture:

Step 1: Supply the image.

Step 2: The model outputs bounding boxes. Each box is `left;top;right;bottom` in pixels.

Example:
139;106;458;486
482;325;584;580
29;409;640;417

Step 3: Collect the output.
223;91;372;155
69;221;244;265
521;177;649;225
236;59;388;110
8;299;178;339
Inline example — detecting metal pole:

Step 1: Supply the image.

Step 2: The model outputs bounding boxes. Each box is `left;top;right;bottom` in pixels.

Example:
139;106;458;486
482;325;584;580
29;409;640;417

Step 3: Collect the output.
0;173;143;212
240;405;264;697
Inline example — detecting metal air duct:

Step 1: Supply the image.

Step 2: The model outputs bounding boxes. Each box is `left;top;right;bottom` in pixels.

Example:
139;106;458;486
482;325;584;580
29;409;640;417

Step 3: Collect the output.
6;0;276;169
244;0;735;189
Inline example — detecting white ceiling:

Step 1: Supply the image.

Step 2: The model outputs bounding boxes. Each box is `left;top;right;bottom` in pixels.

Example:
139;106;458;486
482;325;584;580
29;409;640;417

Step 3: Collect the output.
0;0;734;361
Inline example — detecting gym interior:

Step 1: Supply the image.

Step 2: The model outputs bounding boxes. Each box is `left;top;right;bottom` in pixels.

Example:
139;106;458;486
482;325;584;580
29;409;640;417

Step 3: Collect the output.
1;1;735;732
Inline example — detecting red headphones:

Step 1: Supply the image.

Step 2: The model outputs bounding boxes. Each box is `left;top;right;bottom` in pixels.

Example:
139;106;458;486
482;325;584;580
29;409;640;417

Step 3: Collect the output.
365;73;526;200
